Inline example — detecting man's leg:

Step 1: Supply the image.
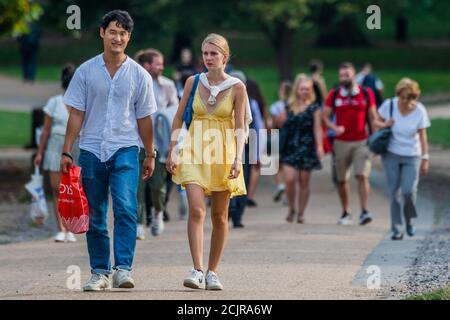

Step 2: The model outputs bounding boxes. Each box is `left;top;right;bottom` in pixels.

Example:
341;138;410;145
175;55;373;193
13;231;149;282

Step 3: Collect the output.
354;141;372;212
109;147;139;272
136;149;147;227
149;160;167;236
334;140;352;215
79;149;110;275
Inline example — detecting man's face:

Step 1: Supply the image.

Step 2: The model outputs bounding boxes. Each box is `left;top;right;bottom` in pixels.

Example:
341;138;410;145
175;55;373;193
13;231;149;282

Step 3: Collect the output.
339;67;355;88
145;55;164;78
100;21;131;55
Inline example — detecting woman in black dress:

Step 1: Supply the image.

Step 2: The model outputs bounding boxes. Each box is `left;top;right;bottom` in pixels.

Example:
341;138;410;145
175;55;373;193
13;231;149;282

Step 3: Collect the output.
280;74;324;223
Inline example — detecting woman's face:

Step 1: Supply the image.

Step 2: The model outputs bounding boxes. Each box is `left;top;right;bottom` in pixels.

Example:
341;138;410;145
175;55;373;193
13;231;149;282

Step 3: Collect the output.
297;81;312;101
202;43;226;71
398;90;418;109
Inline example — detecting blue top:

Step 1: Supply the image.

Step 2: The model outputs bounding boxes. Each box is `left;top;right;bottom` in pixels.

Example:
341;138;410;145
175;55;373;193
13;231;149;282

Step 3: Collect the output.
63;54;157;162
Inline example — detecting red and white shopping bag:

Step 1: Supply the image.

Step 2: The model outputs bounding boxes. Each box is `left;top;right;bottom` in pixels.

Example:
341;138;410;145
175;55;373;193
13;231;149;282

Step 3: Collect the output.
58;166;89;234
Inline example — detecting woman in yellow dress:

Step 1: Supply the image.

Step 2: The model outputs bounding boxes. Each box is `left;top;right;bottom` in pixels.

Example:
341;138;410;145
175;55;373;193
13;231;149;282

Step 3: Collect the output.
166;33;250;290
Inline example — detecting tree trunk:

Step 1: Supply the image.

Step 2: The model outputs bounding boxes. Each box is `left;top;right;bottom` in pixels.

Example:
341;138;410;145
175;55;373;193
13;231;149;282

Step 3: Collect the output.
395;13;408;43
263;22;295;82
275;27;294;82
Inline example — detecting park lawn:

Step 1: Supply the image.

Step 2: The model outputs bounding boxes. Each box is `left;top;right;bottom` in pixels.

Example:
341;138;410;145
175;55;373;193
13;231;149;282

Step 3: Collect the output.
1;65;450;105
428;119;450;149
0;110;31;148
406;286;450;300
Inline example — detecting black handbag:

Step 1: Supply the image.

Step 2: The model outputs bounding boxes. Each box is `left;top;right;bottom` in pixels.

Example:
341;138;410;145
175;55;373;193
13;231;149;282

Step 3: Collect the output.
368;98;393;155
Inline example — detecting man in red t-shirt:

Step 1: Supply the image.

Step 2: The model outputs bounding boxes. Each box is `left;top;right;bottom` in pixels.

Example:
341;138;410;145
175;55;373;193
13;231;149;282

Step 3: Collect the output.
323;62;378;226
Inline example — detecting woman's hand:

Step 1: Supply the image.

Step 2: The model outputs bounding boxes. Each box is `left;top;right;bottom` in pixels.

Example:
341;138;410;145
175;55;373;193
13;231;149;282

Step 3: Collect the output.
34;153;43;167
228;159;242;179
165;147;177;174
316;146;324;161
420;159;429;176
384;119;395;128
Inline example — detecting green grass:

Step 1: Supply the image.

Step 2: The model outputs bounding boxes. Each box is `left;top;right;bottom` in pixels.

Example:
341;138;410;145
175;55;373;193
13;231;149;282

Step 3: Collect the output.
406;286;450;300
2;65;450;106
428;119;450;149
0;110;31;148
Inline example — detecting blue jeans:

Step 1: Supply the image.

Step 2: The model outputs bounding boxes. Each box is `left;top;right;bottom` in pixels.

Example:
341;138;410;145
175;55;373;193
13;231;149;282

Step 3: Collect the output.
381;151;420;233
79;146;139;275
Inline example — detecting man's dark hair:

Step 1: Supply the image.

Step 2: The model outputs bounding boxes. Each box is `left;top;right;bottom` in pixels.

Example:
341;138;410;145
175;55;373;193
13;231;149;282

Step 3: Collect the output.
309;59;323;73
101;10;134;33
61;63;76;90
340;61;355;71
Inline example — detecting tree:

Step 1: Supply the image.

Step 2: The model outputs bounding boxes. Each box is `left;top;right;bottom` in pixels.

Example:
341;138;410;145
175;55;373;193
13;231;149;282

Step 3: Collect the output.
238;0;312;81
0;0;42;37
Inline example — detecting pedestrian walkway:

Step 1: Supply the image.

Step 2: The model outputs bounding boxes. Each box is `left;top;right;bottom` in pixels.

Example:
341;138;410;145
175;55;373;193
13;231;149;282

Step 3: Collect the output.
0;156;393;300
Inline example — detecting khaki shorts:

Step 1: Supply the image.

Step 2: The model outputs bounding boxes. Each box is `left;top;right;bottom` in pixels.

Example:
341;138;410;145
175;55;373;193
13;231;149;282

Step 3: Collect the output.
334;140;371;182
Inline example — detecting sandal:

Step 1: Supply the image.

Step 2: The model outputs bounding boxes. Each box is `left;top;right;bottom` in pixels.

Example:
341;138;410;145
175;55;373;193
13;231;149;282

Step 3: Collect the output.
286;209;295;223
297;214;305;224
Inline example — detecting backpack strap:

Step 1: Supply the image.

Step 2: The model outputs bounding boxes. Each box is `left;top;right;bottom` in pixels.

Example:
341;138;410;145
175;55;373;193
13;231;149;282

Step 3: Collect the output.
331;85;340;112
389;98;394;118
183;74;200;128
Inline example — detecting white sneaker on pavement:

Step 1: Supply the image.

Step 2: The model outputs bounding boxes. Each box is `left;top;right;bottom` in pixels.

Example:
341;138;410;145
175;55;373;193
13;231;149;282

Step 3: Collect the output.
83;274;111;291
183;269;204;289
54;232;66;242
205;270;223;290
66;232;77;243
337;212;353;225
136;224;145;240
151;211;164;236
112;269;135;289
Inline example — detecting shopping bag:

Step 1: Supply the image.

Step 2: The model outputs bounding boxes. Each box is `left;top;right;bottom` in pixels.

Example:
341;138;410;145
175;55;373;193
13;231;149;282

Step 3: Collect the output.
58;165;89;234
25;165;49;225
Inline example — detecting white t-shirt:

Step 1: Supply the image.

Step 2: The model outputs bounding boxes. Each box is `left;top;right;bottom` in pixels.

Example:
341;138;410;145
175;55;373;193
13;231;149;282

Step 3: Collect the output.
378;97;430;157
269;100;286;116
43;94;69;136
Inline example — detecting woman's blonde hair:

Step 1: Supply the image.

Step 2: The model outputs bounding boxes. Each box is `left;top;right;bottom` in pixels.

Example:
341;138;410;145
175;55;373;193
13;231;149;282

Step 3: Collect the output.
201;33;230;64
395;77;421;100
288;73;316;112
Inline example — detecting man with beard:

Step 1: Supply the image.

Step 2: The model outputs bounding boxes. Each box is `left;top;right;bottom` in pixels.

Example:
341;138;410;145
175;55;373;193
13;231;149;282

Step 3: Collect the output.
322;62;378;226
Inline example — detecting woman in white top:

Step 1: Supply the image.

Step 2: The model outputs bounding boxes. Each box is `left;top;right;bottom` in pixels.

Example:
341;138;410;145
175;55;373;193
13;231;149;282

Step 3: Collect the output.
376;78;430;240
34;64;80;243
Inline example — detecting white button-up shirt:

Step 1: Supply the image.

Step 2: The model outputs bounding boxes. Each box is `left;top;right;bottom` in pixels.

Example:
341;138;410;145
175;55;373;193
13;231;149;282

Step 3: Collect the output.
63;54;157;162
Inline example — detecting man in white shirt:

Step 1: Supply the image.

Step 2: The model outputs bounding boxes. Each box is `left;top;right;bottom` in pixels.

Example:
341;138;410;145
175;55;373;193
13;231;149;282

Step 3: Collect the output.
61;10;157;291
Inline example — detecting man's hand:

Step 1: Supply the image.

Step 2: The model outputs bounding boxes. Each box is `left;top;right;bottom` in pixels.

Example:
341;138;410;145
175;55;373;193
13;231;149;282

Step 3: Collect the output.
60;154;73;174
142;156;155;181
334;126;345;136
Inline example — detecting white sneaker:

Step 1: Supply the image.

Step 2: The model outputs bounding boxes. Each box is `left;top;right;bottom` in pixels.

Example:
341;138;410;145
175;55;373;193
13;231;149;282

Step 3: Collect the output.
205;270;223;290
151;211;164;236
112;269;135;289
183;269;204;289
136;224;146;240
66;232;77;243
54;232;66;242
83;274;111;291
337;212;353;225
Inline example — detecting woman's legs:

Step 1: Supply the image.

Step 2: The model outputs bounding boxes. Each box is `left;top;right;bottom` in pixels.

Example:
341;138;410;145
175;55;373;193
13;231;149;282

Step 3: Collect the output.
208;190;231;273
297;170;312;222
48;171;65;232
185;184;206;271
283;164;299;221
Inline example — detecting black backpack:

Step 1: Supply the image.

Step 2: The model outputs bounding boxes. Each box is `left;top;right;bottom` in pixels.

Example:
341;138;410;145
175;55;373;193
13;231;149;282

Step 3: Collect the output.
362;74;383;108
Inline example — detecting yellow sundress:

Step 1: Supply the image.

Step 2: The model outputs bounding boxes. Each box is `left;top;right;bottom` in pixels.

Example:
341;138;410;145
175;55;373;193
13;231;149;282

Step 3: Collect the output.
171;84;247;198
